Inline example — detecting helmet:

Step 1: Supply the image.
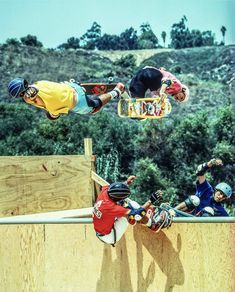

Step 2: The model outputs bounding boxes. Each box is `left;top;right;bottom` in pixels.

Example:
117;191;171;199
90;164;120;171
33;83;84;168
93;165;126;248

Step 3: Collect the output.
181;84;189;102
174;84;189;103
108;182;131;201
8;78;28;98
215;182;232;198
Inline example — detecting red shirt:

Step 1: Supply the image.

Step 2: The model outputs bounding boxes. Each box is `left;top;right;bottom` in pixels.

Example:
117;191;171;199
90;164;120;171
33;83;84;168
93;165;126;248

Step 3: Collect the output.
93;186;128;234
159;69;183;95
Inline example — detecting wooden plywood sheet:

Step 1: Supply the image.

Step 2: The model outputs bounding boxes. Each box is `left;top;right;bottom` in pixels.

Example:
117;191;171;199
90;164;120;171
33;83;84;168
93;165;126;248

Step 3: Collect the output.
0;223;234;292
0;155;93;216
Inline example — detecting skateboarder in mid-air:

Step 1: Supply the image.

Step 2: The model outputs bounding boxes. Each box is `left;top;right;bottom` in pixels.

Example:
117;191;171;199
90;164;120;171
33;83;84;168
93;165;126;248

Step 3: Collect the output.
7;78;125;120
129;66;190;103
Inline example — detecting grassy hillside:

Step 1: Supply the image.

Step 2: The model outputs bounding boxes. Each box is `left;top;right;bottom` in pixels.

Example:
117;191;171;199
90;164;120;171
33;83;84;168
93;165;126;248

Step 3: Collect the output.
0;44;234;213
1;44;234;103
96;48;172;66
139;46;235;82
0;44;124;101
1;44;234;120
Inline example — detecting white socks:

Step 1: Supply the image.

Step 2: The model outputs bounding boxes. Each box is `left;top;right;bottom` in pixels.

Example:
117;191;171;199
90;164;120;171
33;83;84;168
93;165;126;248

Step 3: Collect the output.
109;88;121;99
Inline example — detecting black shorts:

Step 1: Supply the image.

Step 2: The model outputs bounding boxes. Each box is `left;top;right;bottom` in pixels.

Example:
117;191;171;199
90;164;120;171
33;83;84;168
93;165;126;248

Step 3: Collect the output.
129;67;163;98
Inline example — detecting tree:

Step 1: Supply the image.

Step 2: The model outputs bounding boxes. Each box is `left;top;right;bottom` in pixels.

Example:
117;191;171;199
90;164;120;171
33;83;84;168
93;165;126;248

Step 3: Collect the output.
81;22;101;50
161;31;167;47
131;158;176;204
119;27;138;50
212;106;234;144
190;30;203;47
140;23;151;33
170;16;215;48
220;26;227;44
20;34;43;47
96;33;121;50
201;31;215;46
58;37;80;50
170;16;189;49
138;22;158;49
5;38;21;46
114;54;136;68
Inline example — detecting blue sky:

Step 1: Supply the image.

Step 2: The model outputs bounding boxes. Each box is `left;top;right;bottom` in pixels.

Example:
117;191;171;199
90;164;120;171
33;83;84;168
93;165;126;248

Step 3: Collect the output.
0;0;234;48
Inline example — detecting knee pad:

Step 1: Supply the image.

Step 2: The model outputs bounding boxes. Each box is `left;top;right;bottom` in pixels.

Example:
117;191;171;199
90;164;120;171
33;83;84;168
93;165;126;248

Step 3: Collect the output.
86;95;102;109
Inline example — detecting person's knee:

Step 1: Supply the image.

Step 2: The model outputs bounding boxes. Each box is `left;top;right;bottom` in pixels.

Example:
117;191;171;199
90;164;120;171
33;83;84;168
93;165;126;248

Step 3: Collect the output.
86;95;102;109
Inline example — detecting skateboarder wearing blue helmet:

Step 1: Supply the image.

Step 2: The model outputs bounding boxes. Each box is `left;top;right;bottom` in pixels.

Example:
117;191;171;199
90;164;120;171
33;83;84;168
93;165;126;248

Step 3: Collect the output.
7;78;125;120
175;159;232;216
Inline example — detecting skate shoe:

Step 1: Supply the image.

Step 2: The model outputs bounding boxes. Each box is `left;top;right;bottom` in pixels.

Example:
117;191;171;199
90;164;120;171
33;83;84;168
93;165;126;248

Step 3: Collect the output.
149;209;173;232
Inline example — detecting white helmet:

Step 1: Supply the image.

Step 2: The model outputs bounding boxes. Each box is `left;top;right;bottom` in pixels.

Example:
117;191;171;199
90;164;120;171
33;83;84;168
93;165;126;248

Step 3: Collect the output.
173;84;190;103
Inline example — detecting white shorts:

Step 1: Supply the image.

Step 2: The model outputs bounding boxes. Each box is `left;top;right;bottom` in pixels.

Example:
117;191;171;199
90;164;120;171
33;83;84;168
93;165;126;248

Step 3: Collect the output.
97;217;129;245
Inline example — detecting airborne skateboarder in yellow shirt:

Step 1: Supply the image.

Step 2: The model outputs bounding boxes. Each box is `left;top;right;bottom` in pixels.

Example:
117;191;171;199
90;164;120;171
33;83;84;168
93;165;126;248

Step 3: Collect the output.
7;78;125;120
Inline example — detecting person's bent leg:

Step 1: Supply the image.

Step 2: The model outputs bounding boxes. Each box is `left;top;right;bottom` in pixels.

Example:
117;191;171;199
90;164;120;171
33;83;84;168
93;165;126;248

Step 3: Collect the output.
99;82;125;106
97;217;129;245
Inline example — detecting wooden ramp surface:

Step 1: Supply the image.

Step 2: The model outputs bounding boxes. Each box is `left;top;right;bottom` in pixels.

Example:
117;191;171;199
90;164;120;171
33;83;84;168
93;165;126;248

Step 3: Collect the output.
0;153;234;291
0;155;93;216
0;223;234;292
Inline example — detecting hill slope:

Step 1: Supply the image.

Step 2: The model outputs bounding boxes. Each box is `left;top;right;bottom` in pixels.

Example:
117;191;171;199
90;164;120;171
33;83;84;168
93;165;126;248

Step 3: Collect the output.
96;48;172;66
0;44;234;115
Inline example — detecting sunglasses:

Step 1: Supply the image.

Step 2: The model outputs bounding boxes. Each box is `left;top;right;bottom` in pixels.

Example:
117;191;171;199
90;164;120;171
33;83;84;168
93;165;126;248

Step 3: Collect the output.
19;87;38;99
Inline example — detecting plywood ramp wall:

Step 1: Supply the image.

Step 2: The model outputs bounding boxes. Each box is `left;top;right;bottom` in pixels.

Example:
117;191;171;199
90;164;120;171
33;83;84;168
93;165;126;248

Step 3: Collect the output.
0;223;234;292
0;155;93;216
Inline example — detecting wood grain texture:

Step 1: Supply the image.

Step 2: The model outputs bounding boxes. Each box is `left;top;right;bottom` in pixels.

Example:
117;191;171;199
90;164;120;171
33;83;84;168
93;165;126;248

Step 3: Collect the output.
0;223;234;292
0;155;93;216
0;155;234;291
0;225;45;292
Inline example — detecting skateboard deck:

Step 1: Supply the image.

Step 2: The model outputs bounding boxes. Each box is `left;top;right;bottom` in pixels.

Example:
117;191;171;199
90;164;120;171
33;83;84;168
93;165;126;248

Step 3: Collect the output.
80;83;116;95
118;97;172;119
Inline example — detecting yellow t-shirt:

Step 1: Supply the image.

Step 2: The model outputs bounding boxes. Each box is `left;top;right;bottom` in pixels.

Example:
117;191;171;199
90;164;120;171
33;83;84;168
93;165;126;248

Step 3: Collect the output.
24;81;75;116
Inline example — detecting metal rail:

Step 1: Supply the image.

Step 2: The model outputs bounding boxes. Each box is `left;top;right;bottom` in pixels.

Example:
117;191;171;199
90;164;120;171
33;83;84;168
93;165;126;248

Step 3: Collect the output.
173;217;235;223
0;217;234;224
0;218;93;225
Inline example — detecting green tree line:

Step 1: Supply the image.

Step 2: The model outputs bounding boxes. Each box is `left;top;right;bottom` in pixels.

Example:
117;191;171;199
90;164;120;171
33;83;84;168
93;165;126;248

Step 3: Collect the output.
0;103;234;214
3;17;227;50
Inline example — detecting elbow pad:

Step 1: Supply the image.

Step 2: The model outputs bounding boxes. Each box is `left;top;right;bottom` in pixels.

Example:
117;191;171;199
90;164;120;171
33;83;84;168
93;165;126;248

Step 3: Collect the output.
184;195;200;209
200;206;215;217
196;162;209;176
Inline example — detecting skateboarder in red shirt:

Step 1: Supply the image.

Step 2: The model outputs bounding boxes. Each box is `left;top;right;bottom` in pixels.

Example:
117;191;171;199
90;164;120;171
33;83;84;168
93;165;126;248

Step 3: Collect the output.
93;176;173;245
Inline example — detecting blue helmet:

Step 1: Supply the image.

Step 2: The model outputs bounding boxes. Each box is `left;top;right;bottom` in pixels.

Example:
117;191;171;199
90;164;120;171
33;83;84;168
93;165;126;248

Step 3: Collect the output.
8;78;28;98
215;182;232;198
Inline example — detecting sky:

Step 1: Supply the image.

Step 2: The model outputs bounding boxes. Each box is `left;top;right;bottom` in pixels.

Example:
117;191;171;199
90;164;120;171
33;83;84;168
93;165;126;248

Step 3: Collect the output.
0;0;234;48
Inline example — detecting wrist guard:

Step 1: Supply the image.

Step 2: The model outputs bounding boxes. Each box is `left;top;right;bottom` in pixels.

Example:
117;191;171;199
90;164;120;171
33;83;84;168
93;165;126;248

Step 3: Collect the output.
128;207;146;221
196;162;209;176
149;190;163;205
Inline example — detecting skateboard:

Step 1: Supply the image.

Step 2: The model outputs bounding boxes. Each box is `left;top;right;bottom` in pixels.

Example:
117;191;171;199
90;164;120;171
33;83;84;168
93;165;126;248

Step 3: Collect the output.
80;83;117;95
117;97;172;119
